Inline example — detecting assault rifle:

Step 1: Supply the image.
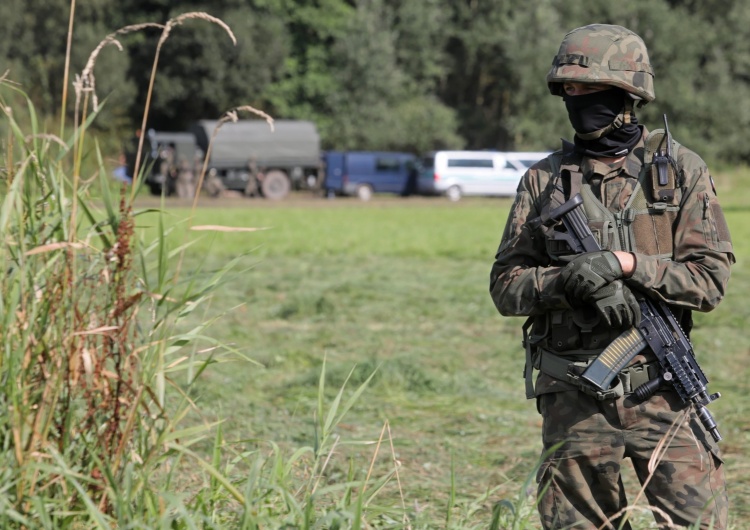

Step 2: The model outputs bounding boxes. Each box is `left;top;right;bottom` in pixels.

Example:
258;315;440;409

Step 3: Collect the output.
536;193;723;442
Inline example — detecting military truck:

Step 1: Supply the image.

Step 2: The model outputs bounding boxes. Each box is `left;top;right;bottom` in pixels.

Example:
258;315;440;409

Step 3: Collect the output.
144;120;321;199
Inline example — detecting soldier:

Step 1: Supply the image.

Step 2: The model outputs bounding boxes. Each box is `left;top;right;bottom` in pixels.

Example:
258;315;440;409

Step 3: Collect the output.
243;156;260;197
158;142;177;196
175;156;195;199
489;24;734;529
203;167;225;198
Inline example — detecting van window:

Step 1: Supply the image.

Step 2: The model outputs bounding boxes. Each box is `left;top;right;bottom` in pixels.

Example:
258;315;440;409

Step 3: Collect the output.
447;158;494;168
422;156;435;169
376;157;401;171
503;160;517;169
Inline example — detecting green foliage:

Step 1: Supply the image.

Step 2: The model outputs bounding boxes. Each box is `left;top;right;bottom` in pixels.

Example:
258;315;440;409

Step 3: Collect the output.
151;9;288;129
10;0;750;162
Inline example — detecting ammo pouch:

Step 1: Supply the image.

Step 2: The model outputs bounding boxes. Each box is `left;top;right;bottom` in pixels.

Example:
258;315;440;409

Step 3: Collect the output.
528;307;617;358
547;307;612;351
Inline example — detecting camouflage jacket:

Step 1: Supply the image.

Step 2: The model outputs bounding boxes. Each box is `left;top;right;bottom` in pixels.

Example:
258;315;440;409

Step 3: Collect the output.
489;128;734;373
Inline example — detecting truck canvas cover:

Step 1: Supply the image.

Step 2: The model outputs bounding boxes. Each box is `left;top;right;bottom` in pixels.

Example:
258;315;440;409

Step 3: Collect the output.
189;119;320;169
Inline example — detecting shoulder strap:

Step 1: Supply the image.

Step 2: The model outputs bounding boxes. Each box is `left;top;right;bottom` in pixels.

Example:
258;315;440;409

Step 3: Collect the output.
541;146;583;217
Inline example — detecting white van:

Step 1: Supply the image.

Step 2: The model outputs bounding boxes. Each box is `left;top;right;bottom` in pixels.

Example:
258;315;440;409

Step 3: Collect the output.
418;150;551;201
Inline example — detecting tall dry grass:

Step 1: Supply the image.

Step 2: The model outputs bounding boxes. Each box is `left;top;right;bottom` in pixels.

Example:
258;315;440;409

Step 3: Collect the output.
0;8;250;528
0;6;413;529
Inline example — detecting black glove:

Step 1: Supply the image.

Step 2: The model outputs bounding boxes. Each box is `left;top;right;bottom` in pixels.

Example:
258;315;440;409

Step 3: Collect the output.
588;280;642;329
561;251;624;301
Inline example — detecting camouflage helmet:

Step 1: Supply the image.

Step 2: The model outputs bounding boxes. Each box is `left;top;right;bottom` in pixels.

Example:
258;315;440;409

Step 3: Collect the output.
547;24;655;104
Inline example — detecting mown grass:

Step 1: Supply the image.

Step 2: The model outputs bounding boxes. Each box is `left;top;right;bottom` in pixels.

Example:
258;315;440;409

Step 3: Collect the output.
138;170;750;528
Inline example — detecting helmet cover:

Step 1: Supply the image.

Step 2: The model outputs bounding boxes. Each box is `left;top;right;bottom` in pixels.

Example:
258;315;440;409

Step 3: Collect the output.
547;24;655;103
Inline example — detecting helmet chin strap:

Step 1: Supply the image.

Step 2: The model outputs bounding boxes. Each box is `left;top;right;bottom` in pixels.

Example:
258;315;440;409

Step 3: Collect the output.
575;99;634;141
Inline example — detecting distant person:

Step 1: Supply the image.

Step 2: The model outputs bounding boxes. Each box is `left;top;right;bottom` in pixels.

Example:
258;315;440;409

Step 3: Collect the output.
401;161;418;196
489;24;733;529
159;143;177;195
175;156;195;199
203;168;225;198
112;152;131;184
243;156;261;197
123;128;141;182
194;148;205;175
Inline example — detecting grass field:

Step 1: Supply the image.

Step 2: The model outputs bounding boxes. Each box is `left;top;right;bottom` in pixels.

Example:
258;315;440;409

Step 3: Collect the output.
136;174;750;528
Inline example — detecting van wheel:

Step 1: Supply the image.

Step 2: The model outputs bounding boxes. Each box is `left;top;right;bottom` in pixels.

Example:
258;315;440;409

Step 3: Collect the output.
261;170;291;200
446;185;462;201
356;184;373;201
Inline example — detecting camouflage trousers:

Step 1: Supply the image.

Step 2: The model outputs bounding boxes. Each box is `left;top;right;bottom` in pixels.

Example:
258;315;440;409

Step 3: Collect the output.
536;389;727;530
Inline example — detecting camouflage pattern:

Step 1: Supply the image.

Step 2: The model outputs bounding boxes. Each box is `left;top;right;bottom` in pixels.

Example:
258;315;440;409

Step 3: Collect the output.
490;133;734;326
488;129;734;528
537;390;728;529
547;24;655;103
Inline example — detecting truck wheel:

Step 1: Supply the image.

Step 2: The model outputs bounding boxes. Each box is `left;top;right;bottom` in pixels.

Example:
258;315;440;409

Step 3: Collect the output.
356;184;373;201
261;170;291;200
446;185;462;202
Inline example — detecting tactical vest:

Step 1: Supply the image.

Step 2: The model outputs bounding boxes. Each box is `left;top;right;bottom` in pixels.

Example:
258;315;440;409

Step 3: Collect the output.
524;130;690;393
544;129;682;263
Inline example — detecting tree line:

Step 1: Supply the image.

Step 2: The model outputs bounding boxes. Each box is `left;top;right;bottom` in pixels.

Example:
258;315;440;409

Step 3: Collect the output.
3;0;750;164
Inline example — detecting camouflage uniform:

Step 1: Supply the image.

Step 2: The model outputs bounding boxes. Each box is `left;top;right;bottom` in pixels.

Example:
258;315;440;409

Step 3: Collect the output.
159;144;177;196
489;25;734;530
175;157;196;199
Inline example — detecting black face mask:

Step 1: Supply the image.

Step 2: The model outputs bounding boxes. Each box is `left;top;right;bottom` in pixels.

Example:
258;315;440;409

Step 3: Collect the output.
563;89;642;157
563;89;625;135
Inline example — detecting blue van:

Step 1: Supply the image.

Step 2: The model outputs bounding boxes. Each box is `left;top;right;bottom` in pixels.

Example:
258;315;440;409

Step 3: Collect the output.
323;151;419;200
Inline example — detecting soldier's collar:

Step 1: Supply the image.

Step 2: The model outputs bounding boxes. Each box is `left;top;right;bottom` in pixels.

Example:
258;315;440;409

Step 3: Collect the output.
576;127;647;179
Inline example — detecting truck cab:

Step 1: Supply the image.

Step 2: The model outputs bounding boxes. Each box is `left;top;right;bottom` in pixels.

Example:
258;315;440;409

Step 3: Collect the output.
143;131;197;196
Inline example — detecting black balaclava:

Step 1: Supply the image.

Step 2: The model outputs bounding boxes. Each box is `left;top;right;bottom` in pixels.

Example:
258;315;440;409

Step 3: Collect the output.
563;88;642;158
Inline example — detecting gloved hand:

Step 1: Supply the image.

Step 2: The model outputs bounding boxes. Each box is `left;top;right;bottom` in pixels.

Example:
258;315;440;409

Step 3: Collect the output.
561;251;624;301
588;279;642;329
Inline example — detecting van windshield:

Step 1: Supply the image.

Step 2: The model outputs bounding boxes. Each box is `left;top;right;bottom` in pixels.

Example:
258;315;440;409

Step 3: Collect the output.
447;159;494;168
421;156;434;169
